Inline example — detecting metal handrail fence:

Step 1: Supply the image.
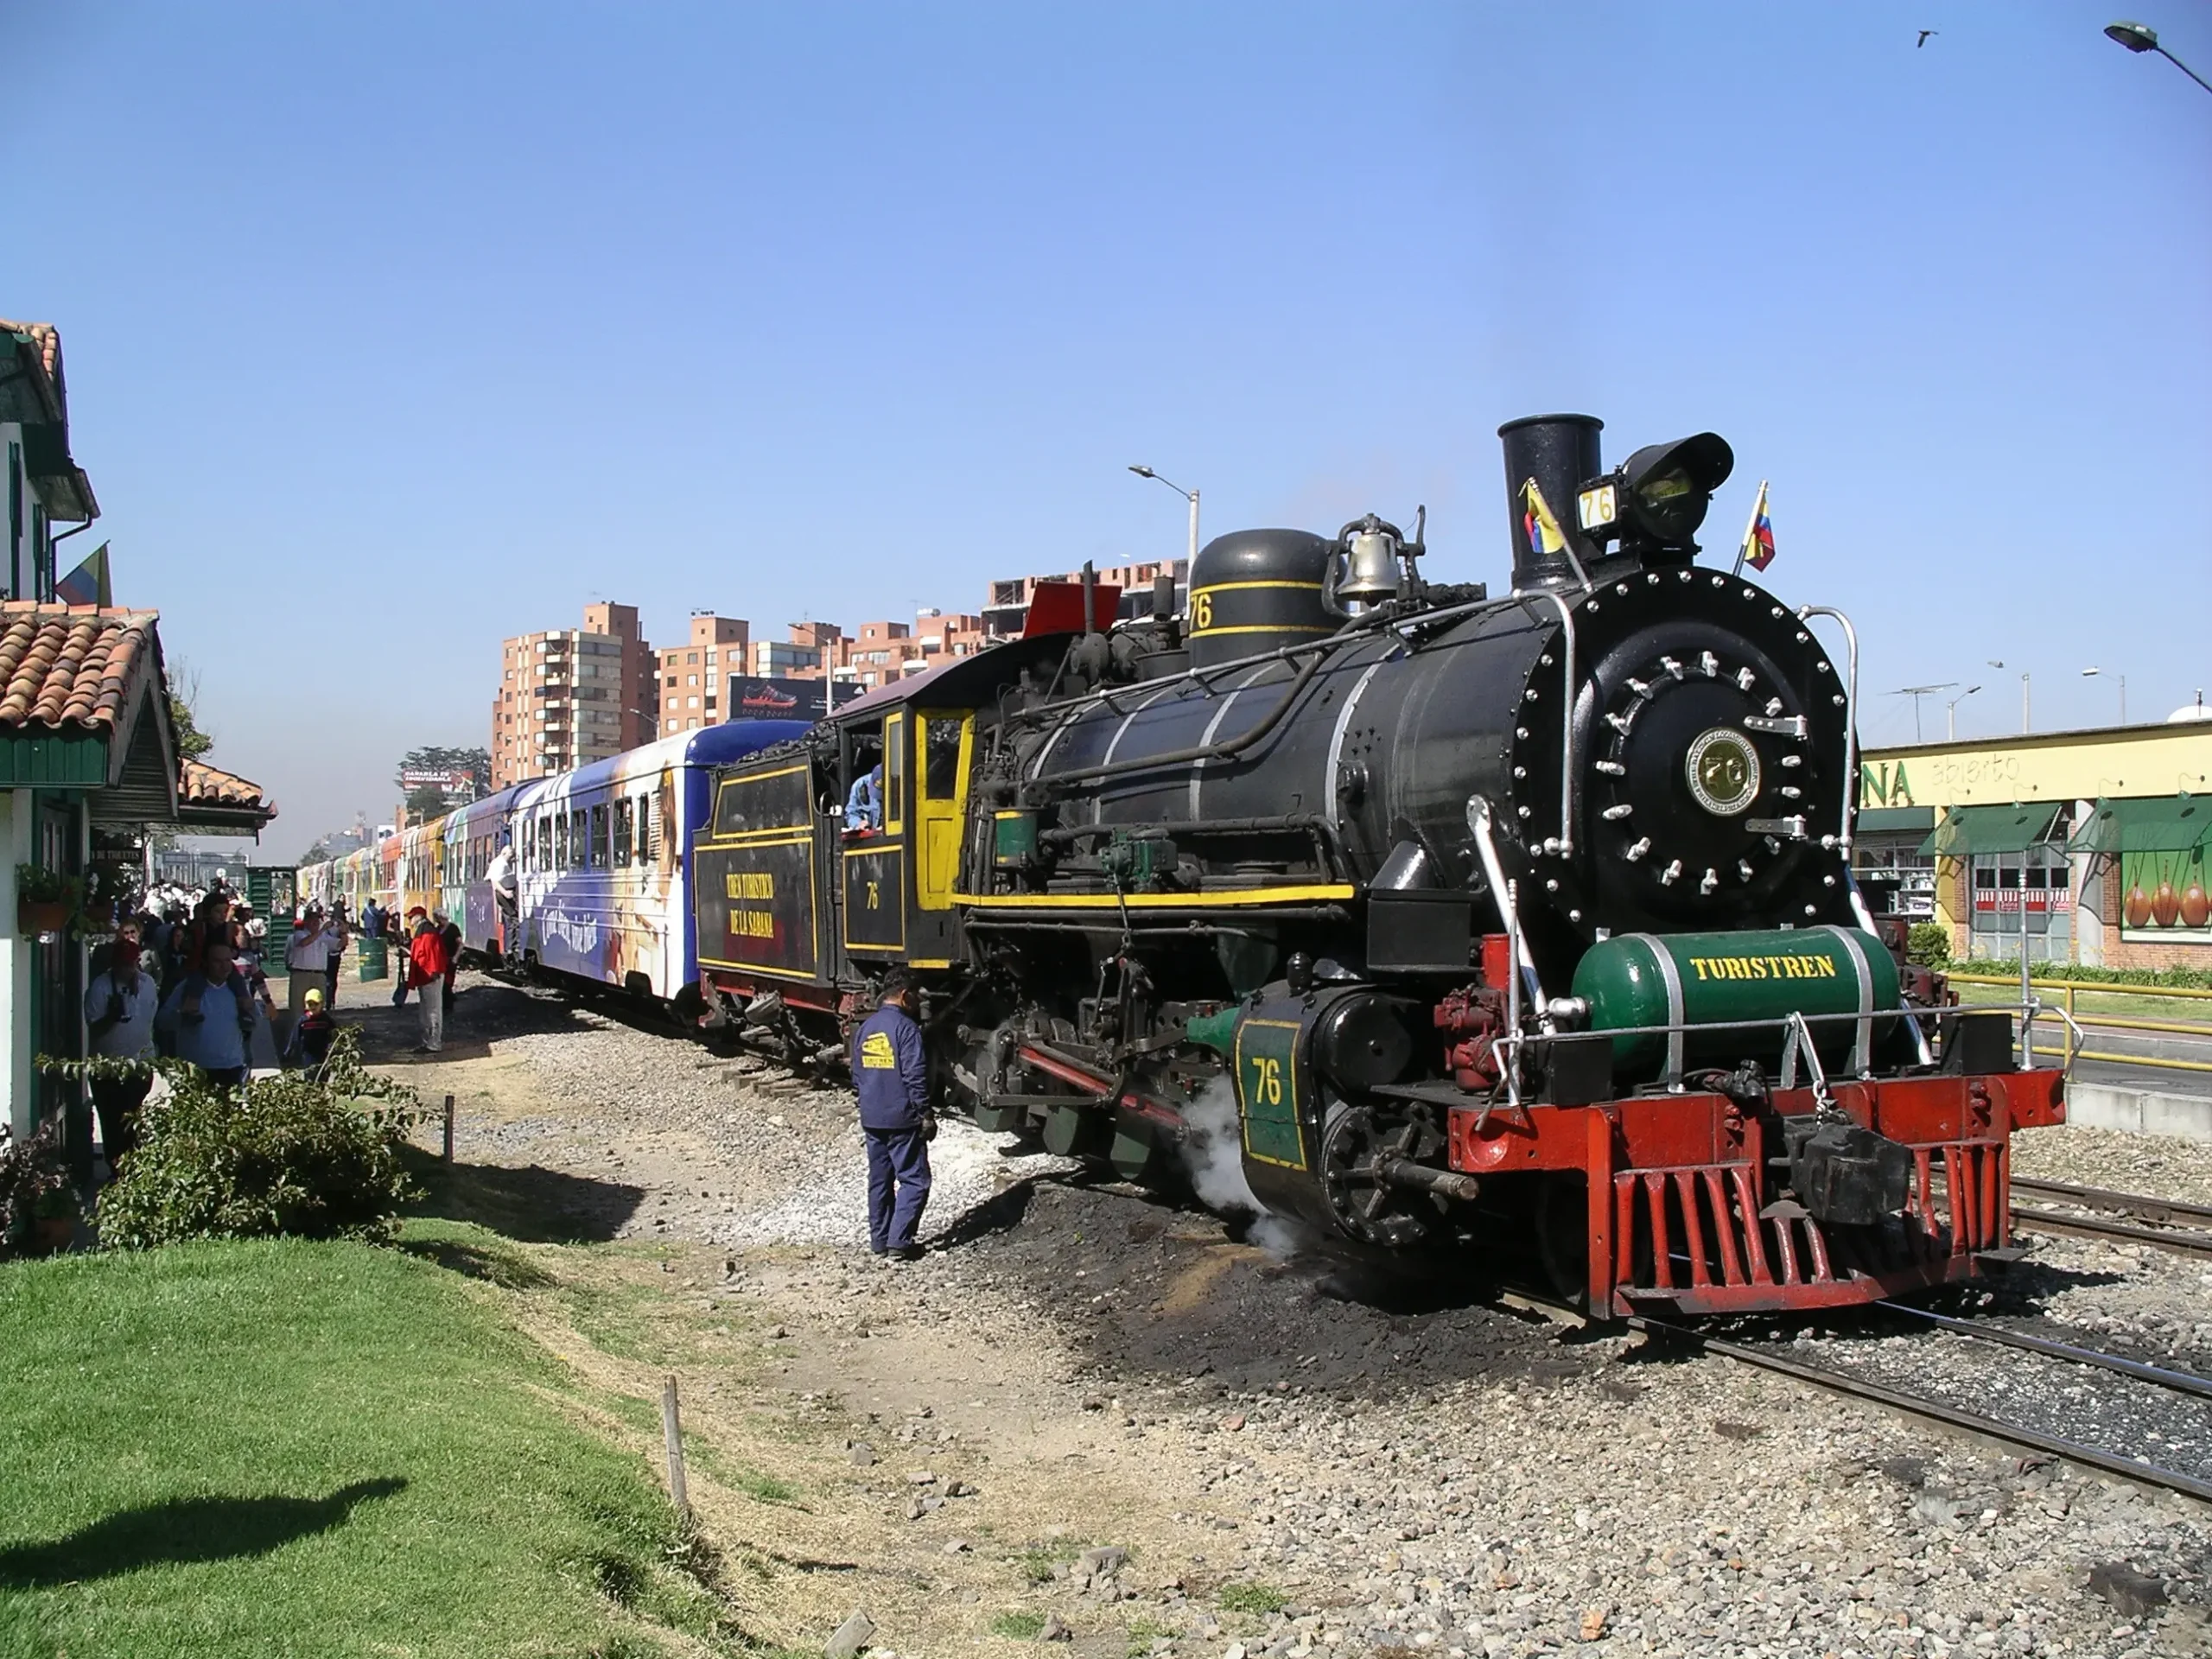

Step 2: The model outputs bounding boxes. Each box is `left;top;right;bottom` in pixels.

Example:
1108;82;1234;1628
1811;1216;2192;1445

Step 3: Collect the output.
1948;971;2212;1076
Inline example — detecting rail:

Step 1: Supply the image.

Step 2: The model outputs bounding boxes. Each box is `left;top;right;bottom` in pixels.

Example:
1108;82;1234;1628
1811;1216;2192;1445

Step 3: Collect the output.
1948;971;2212;1076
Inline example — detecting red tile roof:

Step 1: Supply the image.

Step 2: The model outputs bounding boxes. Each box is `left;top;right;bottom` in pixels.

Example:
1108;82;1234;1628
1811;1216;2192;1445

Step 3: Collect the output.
0;318;60;385
0;603;158;732
180;759;269;810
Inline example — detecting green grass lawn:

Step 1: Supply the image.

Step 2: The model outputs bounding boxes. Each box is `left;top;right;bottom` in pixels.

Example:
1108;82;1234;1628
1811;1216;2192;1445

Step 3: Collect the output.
0;1235;736;1659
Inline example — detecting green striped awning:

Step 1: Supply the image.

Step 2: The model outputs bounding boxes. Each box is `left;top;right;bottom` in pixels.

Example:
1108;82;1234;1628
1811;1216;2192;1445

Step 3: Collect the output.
1920;803;2064;857
2067;794;2212;856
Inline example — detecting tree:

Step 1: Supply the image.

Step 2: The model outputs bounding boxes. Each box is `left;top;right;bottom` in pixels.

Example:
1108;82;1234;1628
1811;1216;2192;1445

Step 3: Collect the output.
404;783;449;817
168;663;213;762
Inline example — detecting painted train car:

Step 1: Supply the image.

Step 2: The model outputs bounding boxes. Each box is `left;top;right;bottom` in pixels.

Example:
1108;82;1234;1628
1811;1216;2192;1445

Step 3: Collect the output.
295;721;807;997
507;721;808;996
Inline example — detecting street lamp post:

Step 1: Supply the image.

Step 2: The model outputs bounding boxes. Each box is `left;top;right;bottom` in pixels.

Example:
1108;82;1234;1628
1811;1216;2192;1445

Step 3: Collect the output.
1946;684;1981;741
1128;466;1200;568
1989;660;2029;734
2106;20;2212;94
2082;665;2127;724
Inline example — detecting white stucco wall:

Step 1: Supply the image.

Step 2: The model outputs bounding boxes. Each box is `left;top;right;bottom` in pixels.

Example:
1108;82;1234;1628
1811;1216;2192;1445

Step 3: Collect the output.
0;791;30;1138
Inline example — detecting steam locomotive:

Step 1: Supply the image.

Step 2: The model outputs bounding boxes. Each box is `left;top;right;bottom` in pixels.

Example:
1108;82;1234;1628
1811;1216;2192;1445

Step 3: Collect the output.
690;415;2064;1317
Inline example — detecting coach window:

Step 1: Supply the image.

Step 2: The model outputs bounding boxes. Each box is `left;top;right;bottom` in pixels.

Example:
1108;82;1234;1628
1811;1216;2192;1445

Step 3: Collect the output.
634;793;653;863
588;803;609;869
613;798;633;867
570;808;588;869
556;811;571;871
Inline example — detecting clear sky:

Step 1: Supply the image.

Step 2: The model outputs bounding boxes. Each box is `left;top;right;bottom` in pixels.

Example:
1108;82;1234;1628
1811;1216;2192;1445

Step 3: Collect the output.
8;2;2207;860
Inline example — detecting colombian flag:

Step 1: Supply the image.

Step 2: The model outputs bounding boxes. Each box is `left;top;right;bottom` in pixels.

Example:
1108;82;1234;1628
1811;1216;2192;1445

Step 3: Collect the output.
1741;483;1775;573
1521;478;1568;561
54;542;111;607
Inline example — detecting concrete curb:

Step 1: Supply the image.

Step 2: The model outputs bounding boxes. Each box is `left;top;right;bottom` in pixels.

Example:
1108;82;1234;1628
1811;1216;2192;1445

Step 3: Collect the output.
2064;1082;2212;1143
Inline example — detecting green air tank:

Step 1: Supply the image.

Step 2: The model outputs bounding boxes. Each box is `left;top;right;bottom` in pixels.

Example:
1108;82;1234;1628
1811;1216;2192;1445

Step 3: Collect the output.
1570;926;1900;1079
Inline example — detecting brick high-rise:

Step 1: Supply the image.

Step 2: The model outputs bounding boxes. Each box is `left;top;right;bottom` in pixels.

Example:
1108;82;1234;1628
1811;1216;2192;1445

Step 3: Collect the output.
490;601;658;788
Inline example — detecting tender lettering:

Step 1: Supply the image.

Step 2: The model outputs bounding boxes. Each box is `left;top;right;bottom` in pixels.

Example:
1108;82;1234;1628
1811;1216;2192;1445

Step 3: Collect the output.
724;871;775;900
728;908;776;938
1686;954;1840;982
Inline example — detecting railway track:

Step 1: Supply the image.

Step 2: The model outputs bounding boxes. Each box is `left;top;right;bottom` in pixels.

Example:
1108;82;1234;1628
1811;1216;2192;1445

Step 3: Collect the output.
1637;1314;2212;1503
2005;1174;2212;1259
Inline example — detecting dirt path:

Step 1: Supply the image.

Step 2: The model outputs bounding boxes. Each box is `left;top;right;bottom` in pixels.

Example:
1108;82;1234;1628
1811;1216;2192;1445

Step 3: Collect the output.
334;969;2212;1659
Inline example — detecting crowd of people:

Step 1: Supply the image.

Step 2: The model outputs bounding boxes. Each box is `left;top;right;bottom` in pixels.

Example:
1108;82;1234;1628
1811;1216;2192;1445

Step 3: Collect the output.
79;881;467;1160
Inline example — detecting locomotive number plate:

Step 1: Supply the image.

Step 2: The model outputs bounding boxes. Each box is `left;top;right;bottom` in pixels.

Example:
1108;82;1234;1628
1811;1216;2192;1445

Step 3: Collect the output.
1235;1019;1307;1169
1685;728;1762;817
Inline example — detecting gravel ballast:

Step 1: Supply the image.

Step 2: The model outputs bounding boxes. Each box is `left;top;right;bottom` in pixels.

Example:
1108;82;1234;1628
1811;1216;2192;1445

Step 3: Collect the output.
366;978;2212;1657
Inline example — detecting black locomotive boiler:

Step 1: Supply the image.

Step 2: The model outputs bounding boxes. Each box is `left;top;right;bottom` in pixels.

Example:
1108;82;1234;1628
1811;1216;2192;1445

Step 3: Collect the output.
690;414;2063;1317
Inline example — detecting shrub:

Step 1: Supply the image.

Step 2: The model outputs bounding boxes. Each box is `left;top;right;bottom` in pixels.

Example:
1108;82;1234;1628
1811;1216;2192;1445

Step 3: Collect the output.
1905;923;1951;967
1217;1582;1287;1615
0;1122;77;1258
1952;958;2212;992
62;1030;423;1249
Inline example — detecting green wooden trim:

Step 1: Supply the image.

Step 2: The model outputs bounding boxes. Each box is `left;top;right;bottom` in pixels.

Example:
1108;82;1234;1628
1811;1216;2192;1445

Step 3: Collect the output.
0;730;111;786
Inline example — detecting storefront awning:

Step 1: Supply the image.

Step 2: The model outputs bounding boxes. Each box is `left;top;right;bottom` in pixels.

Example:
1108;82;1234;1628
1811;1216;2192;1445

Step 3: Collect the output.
1857;805;1936;835
1920;802;2064;857
2067;794;2211;856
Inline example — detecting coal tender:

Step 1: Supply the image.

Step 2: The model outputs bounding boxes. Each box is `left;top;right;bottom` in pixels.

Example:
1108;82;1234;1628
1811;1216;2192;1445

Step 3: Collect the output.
699;413;2066;1318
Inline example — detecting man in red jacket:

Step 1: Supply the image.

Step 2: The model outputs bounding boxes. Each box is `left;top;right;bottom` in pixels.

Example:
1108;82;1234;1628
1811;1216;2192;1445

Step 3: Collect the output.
405;906;449;1053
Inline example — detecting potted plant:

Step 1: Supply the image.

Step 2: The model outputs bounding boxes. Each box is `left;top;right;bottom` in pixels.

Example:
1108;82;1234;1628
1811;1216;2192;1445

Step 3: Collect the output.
0;1123;76;1258
15;864;80;938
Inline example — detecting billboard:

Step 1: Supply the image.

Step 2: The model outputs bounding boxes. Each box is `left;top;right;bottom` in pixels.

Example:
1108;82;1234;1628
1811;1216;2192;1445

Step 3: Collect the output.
724;676;827;721
2120;845;2212;944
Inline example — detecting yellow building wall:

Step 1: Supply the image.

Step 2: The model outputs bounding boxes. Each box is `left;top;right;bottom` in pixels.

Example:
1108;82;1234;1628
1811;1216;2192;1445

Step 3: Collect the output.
1856;722;2212;963
1857;725;2212;815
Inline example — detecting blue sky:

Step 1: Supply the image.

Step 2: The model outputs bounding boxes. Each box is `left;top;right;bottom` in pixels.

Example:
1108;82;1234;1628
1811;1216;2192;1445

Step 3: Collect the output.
8;2;2207;859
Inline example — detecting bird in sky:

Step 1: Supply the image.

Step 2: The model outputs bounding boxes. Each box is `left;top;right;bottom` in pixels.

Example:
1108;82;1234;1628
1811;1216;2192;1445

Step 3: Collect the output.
1917;29;1937;48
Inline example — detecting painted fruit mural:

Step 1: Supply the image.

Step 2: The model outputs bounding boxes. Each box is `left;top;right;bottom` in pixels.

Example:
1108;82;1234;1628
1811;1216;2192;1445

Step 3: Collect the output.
2120;847;2211;933
2183;883;2211;929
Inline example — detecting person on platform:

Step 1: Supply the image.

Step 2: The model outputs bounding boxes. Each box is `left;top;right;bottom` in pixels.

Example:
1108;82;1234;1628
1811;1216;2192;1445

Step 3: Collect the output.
291;986;339;1071
324;899;350;1000
156;935;260;1087
83;924;159;1168
437;910;462;1002
844;762;884;834
405;906;449;1053
283;903;340;1047
850;968;934;1259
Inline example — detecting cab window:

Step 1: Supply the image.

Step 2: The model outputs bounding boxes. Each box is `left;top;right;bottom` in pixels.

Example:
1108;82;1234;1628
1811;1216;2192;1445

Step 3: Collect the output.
923;715;963;800
884;712;906;830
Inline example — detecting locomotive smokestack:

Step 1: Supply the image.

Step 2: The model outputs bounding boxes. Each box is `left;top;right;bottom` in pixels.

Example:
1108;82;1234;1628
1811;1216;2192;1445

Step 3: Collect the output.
1498;414;1605;594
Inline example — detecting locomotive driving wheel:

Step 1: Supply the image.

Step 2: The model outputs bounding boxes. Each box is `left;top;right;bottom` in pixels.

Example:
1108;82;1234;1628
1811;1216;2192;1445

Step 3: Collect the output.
1319;1104;1450;1249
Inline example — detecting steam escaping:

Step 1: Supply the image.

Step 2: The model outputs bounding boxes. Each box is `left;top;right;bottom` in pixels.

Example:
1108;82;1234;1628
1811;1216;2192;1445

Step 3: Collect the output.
1179;1077;1259;1211
1178;1077;1311;1260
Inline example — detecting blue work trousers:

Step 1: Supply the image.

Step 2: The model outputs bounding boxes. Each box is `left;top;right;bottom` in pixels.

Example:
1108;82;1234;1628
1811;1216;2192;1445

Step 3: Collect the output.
864;1126;932;1253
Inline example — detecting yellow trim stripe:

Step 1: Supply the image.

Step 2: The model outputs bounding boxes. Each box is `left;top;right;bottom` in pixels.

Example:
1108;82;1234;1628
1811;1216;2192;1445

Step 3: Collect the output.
698;957;820;982
955;883;1354;909
842;842;906;858
1191;581;1325;594
722;764;810;786
1189;623;1335;638
709;828;813;848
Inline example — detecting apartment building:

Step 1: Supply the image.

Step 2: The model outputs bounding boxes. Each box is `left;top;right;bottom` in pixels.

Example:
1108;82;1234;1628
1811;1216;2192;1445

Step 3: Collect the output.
658;613;750;734
981;559;1185;638
489;601;657;788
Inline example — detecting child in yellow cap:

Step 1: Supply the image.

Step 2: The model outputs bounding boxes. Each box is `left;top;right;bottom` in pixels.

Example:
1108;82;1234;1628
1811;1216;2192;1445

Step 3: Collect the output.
294;985;338;1068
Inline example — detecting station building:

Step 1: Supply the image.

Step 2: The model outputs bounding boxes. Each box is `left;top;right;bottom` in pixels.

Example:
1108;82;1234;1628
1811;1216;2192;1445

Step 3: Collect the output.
1855;710;2212;969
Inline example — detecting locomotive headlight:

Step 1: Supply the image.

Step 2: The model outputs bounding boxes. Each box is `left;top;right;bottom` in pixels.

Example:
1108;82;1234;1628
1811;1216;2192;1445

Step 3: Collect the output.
1576;431;1734;559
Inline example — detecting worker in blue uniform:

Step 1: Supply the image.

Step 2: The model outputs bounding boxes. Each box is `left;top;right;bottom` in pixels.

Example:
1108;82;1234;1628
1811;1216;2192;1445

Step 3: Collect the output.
852;968;934;1258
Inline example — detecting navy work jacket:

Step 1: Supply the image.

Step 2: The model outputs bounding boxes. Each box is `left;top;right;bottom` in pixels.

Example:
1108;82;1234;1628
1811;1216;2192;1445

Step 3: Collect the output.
853;1002;929;1130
